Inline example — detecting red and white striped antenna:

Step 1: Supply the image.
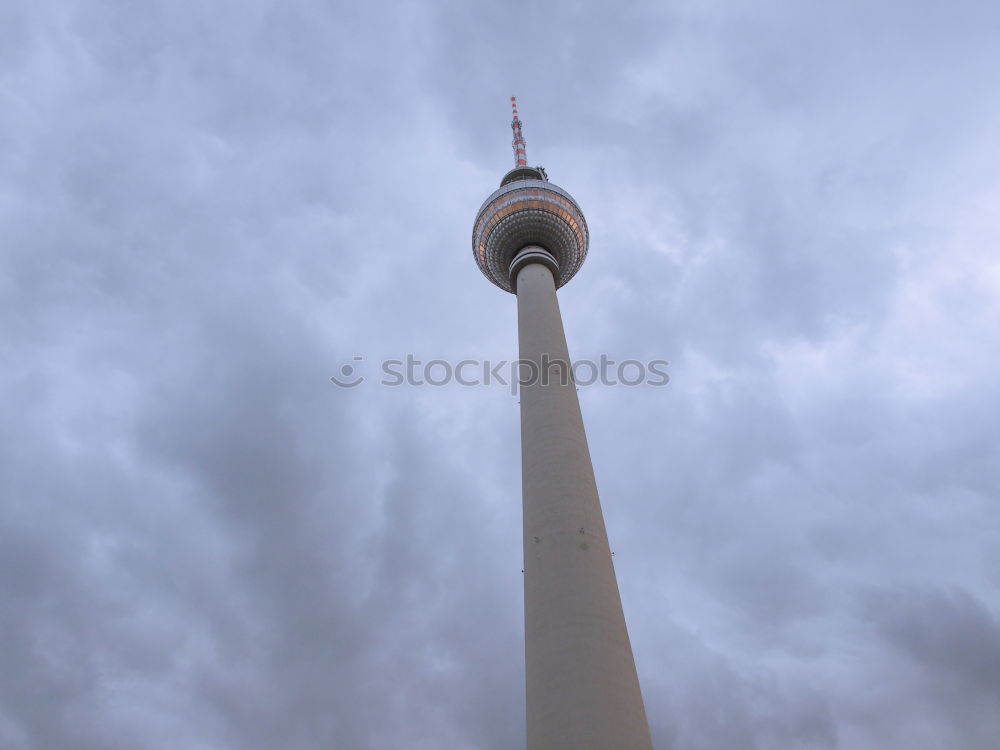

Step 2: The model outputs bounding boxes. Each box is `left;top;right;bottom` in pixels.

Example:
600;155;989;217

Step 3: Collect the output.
511;96;527;167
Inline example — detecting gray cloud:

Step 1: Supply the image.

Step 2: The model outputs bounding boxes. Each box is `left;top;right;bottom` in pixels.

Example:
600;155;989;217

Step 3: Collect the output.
2;0;999;748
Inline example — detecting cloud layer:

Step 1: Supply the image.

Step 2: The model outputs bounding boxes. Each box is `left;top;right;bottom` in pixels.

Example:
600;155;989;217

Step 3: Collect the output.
2;1;999;748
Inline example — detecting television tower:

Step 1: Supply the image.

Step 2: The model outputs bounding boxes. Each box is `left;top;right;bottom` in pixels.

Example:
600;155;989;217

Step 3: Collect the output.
472;98;653;750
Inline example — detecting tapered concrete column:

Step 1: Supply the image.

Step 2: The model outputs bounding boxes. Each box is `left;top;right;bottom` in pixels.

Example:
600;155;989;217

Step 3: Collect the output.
516;252;653;750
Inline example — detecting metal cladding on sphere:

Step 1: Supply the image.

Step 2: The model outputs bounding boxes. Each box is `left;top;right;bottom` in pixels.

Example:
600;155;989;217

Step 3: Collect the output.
472;167;589;293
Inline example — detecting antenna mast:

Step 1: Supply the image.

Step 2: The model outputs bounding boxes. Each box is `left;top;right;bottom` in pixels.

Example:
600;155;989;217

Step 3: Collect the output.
511;96;527;167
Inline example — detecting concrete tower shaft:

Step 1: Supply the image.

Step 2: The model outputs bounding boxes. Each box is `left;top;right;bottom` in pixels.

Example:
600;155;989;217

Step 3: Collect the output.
515;252;654;750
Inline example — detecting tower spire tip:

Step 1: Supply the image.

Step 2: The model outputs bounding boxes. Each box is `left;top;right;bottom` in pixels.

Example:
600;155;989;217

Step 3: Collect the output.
510;96;527;167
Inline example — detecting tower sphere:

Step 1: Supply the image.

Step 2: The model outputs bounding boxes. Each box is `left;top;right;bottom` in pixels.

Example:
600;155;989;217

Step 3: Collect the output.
472;166;589;293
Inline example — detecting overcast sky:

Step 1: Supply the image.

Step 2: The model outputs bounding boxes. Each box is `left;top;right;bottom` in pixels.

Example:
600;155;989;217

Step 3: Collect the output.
3;1;1000;748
